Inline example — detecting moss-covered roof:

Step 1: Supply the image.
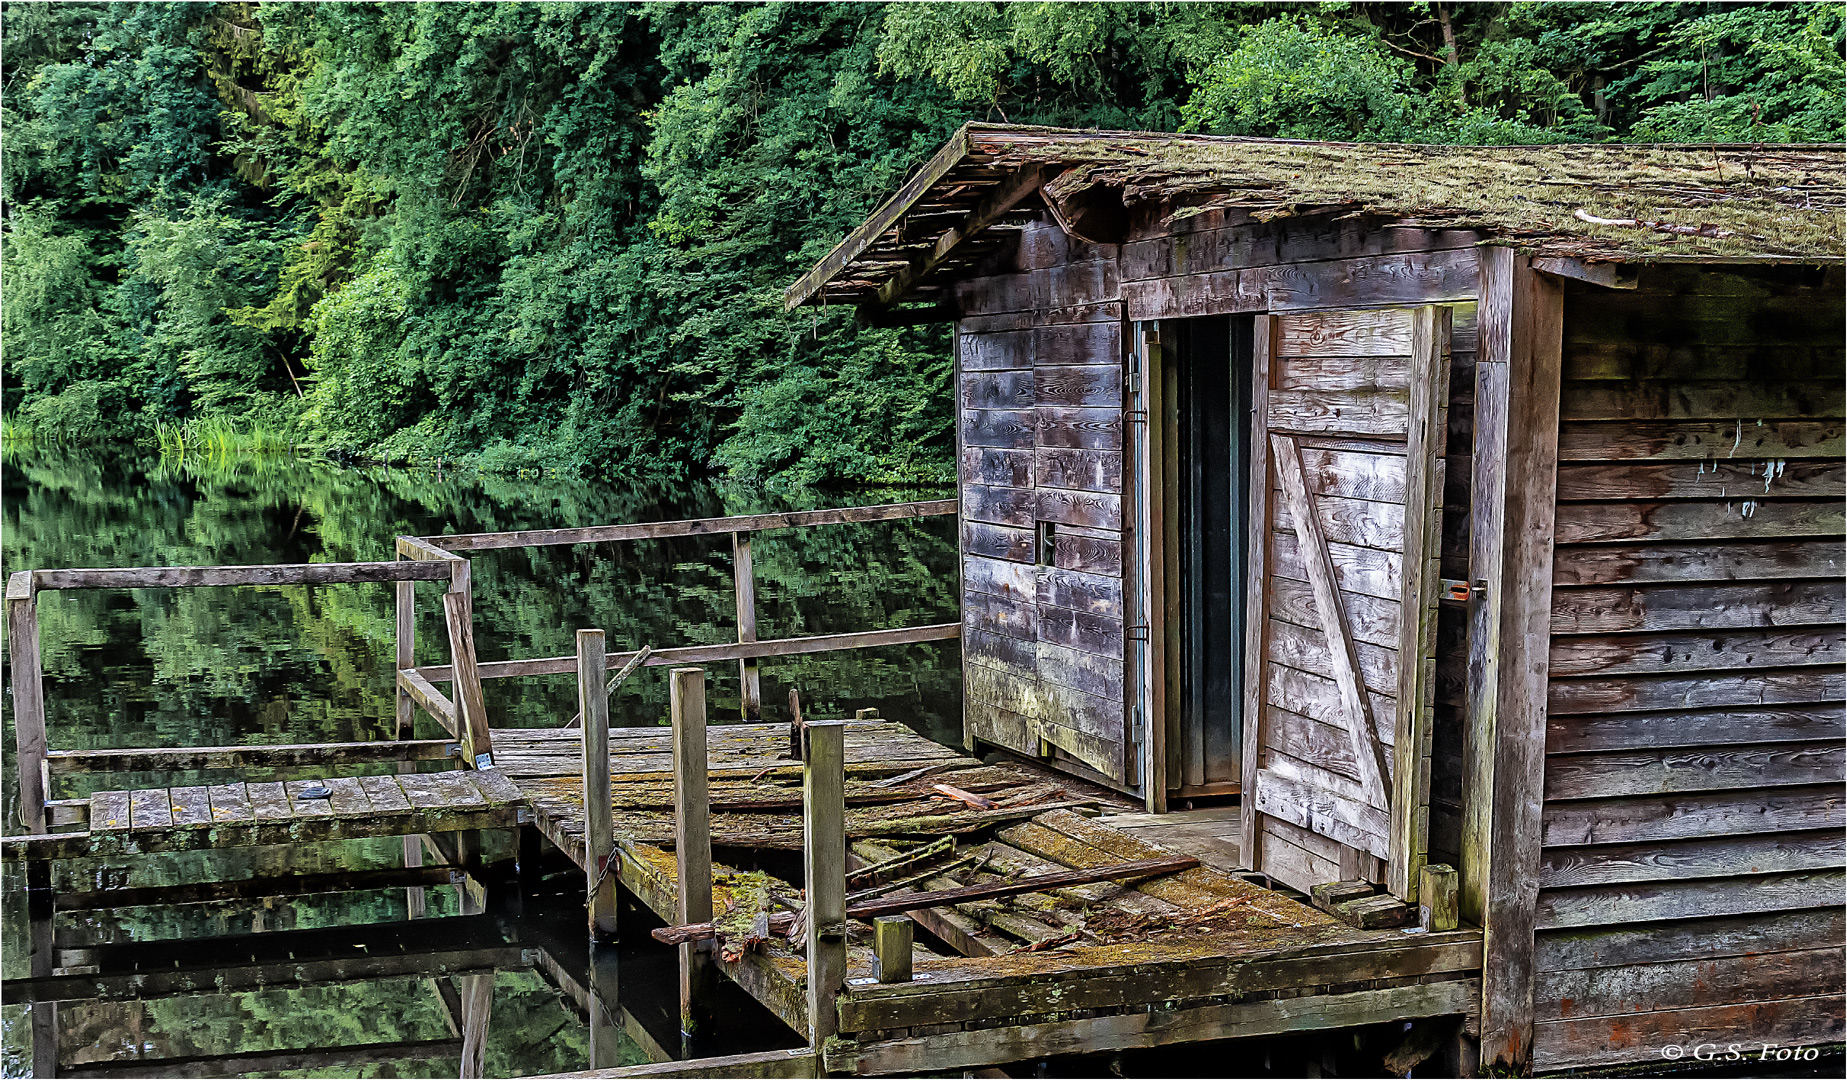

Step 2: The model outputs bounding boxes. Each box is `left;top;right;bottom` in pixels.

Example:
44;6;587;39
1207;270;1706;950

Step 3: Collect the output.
788;123;1845;309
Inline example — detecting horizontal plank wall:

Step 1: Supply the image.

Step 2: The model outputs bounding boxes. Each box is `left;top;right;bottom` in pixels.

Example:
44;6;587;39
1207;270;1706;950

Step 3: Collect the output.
957;219;1130;785
1531;264;1847;1072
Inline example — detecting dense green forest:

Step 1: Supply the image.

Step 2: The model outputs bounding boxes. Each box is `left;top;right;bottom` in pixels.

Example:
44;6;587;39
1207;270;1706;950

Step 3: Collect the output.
4;2;1841;484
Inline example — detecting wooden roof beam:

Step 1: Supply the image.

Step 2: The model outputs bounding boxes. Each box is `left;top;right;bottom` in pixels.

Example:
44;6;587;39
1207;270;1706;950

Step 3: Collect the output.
860;164;1057;317
1531;256;1639;289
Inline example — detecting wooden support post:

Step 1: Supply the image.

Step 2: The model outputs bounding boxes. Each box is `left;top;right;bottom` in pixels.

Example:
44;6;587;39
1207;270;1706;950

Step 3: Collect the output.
874;917;912;984
1420;863;1459;932
395;573;415;739
457;972;493;1079
7;572;48;835
733;532;762;722
29;889;56;1078
1466;248;1564;1075
580;631;618;939
803;720;848;1051
588;942;623;1070
1239;315;1277;872
671;666;715;1038
443;560;492;768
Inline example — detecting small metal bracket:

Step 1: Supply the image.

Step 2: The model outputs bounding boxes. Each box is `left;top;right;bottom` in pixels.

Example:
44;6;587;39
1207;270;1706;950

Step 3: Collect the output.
474;752;494;770
447;743;463;757
1126;624;1151;642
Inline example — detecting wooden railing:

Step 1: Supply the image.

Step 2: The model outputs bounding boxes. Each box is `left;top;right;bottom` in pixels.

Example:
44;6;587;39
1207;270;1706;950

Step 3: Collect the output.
393;499;960;740
4;560;471;836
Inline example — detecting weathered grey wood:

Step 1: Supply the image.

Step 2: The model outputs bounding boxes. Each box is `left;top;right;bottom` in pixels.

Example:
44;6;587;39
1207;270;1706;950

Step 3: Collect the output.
6;574;46;834
1542;785;1845;847
1534;907;1844;971
671;665;716;1033
1534;946;1841;1028
399;669;459;733
871;163;1051;311
396;570;417;739
89;790;130;834
357;775;412;814
1551;580;1845;634
1034;367;1122;409
1548;626;1844;677
1547;704;1843;754
539;1048;819;1079
425;500;957;552
1036;487;1122;531
1122;247;1481;320
31;561;451;590
826;978;1482;1075
1253;766;1388;860
733;532;762;723
1272;434;1391;809
1552;537;1844;586
1554;499;1844;543
874;917;913;983
964;483;1036;526
56;1039;466;1079
442;586;493;767
1419;863;1459;931
1389;306;1449;899
804;721;848;1048
1559;378;1843;421
129;788;173;830
1544;742;1843;800
961;445;1033;487
1471;248;1564;1074
1548;668;1843;716
1539;829;1844;888
1534;869;1843;930
578;630;617;937
46;740;456;774
1239;315;1276;868
1037;406;1123;450
963;520;1035;563
1556;419;1842;461
1554;459;1843;501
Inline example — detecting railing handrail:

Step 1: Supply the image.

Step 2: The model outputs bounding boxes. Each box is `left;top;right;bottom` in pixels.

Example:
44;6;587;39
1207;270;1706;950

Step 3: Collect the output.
412;498;956;552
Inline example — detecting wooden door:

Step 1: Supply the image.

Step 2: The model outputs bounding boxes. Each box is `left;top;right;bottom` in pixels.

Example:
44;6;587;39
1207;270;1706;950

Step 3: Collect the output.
1242;305;1452;900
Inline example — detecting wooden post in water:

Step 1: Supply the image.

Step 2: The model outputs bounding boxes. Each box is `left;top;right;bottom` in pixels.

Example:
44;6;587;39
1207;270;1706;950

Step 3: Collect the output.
579;630;618;938
6;573;48;837
804;720;848;1051
671;666;716;1038
395;566;427;917
732;531;762;722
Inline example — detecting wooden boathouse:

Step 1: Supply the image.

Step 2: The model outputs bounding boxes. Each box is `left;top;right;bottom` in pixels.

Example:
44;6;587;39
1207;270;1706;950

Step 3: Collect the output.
786;125;1846;1073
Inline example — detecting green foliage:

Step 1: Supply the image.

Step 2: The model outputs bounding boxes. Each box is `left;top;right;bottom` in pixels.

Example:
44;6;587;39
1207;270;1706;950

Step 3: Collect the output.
2;2;1839;484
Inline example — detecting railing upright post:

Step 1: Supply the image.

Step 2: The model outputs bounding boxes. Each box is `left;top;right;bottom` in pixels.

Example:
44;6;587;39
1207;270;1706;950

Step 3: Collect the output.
442;558;493;767
732;531;762;722
579;630;618;938
671;666;716;1040
804;720;847;1054
6;572;47;836
394;568;415;740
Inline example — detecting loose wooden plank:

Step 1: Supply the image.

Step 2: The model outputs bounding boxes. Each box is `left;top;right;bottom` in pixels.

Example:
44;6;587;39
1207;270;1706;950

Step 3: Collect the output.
1552;538;1845;585
842;856;1198;919
1542;786;1845;847
1548;627;1845;677
1547;704;1844;754
1544;742;1844;800
1539;830;1844;888
1554;460;1844;501
1550;581;1845;634
1534;869;1844;930
1554;499;1844;543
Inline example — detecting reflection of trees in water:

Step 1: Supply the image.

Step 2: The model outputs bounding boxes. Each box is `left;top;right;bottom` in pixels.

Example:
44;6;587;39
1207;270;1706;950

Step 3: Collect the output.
1;448;961;824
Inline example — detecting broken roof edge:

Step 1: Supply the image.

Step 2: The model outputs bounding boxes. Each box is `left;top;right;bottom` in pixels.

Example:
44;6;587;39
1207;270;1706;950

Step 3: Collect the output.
787;123;1847;310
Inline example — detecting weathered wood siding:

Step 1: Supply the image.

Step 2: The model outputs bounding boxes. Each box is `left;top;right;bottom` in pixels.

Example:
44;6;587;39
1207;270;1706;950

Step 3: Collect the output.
957;220;1130;782
1531;265;1847;1071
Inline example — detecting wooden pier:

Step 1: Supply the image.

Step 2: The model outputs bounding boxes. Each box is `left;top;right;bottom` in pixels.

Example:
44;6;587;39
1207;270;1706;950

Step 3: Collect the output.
3;499;1486;1077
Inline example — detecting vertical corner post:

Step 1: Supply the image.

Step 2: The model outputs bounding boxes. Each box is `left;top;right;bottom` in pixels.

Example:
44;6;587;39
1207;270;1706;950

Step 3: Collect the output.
442;557;492;767
1467;247;1564;1075
671;666;716;1037
579;630;618;939
1238;315;1278;871
394;568;415;741
1130;322;1168;813
803;719;848;1050
733;531;762;722
6;571;47;835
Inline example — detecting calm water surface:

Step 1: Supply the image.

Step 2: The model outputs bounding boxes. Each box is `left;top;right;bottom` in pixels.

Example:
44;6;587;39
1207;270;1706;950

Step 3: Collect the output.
0;446;959;1077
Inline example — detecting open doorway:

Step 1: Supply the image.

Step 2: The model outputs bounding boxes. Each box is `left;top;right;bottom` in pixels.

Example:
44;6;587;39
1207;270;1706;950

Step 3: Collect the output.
1160;315;1253;799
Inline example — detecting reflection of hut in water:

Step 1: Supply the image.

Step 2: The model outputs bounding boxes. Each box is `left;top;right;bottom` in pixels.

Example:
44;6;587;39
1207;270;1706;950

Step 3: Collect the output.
787;125;1846;1073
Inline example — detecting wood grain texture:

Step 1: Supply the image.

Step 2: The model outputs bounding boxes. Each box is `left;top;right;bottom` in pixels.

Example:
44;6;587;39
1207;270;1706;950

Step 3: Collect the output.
1550;581;1845;634
1546;704;1844;754
1554;500;1844;543
1534;869;1844;931
1541;786;1845;847
1543;742;1844;800
1538;830;1844;888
